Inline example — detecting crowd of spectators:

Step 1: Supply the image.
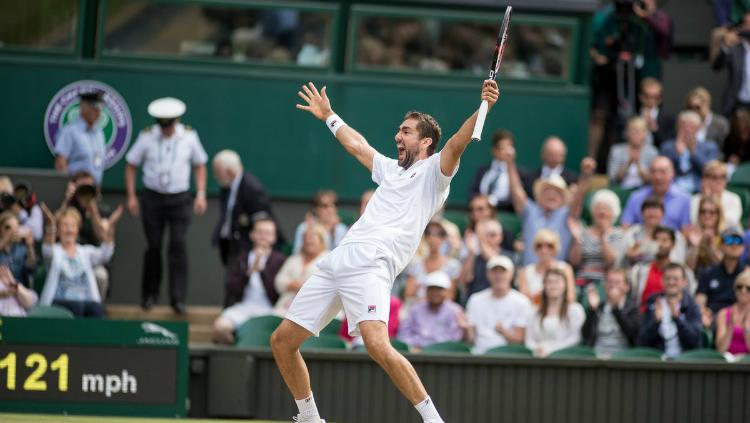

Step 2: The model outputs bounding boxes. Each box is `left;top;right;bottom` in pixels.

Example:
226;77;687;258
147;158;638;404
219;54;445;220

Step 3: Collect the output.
2;1;750;364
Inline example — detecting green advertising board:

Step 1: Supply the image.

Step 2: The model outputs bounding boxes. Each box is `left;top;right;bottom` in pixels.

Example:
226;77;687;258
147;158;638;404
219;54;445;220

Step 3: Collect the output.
0;317;188;418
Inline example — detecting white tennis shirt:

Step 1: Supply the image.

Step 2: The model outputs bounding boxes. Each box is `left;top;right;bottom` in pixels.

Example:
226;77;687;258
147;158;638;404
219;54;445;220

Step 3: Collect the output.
338;151;457;277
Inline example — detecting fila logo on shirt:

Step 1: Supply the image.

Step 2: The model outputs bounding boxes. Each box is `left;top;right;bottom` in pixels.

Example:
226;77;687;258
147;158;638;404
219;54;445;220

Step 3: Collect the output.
368;305;377;313
410;172;417;179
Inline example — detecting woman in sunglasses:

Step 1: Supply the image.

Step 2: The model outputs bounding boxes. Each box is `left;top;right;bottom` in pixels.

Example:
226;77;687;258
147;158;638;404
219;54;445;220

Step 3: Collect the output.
715;270;750;357
686;196;725;274
516;229;575;304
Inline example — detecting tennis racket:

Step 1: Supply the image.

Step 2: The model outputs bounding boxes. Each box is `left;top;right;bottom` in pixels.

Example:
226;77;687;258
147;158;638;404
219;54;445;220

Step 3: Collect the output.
471;6;513;142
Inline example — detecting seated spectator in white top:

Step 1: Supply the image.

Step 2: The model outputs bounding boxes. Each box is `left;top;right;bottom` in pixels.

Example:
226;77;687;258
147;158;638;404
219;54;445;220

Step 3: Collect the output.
274;223;328;316
607;116;659;190
690;160;742;227
405;222;461;304
398;271;466;351
685;86;729;148
516;229;576;304
39;205;119;318
525;268;585;357
292;190;348;254
0;265;37;317
623;196;687;266
465;255;532;354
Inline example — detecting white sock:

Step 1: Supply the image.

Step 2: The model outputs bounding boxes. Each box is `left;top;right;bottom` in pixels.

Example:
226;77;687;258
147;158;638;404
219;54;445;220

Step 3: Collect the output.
295;393;320;419
415;396;443;422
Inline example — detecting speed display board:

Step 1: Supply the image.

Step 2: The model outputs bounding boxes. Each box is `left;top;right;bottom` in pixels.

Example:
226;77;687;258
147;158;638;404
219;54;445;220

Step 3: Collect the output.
0;317;188;417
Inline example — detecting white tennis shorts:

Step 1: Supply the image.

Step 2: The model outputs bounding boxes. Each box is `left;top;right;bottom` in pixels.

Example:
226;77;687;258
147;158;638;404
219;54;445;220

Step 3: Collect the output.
285;243;393;337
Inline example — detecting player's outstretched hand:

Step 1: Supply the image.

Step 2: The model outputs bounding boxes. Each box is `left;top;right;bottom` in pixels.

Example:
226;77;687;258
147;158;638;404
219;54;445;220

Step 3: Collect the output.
296;82;334;121
482;80;500;109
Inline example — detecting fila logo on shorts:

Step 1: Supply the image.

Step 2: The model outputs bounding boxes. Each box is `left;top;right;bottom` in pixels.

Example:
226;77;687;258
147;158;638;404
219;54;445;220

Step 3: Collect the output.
368;305;377;313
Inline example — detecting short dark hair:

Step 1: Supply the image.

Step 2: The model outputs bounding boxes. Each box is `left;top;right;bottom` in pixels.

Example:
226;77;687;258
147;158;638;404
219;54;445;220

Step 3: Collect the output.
641;196;664;212
313;189;337;207
664;262;687;279
70;171;95;184
653;225;675;243
424;221;447;237
491;129;514;149
404;111;441;156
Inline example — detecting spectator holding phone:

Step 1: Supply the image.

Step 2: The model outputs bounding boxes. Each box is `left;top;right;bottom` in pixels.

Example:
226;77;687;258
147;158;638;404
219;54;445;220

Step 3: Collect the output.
0;211;37;286
0;265;37;317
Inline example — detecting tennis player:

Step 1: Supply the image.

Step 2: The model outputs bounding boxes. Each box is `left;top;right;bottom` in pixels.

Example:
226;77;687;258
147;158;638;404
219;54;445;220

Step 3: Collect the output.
271;80;500;423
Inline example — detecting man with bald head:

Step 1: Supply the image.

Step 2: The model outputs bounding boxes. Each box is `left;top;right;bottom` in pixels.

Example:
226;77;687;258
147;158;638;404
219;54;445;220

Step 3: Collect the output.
621;156;691;231
522;136;579;196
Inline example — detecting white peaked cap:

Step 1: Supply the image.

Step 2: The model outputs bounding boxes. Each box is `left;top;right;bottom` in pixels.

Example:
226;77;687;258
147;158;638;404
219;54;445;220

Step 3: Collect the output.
147;97;186;119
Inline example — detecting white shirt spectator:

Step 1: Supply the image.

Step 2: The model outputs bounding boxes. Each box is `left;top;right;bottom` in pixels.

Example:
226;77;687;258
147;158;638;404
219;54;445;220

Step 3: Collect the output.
690;191;743;227
125;123;208;194
466;288;532;354
525;302;585;356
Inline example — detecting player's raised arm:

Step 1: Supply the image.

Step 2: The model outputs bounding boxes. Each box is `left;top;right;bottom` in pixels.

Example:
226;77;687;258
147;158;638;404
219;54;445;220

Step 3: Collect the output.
439;80;500;176
296;82;378;172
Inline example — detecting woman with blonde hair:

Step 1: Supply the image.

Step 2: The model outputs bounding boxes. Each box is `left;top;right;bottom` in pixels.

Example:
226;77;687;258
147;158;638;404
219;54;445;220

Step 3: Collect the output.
516;229;575;304
525;268;585;357
39;204;121;317
689;160;742;227
685;196;725;273
274;223;329;316
715;269;750;357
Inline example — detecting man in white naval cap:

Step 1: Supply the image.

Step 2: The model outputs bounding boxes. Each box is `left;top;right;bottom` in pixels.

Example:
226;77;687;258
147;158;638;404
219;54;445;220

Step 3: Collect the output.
54;90;107;185
124;97;208;314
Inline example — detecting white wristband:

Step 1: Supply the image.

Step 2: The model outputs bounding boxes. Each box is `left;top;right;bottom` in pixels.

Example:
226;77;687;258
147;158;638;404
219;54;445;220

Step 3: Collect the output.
325;114;346;136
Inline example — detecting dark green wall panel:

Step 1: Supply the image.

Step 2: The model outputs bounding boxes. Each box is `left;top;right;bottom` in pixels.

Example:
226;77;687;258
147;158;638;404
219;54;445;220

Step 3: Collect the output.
0;58;589;206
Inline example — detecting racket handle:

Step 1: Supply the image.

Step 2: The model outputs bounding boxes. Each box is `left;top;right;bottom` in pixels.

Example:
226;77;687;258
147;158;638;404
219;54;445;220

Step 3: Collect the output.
471;100;489;142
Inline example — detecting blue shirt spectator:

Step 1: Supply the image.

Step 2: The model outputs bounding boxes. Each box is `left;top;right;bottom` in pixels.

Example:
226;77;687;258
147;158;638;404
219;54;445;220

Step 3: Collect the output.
621;157;691;231
398;271;465;349
54;92;106;185
659;111;719;194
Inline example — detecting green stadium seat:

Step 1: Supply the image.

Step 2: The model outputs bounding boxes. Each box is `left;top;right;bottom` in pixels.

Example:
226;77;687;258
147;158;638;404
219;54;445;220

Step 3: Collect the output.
442;209;468;234
421;341;471;353
32;266;47;295
485;343;533;357
235;315;283;347
726;185;750;227
547;345;597;359
701;329;714;350
611;347;663;361
338;208;359;226
674;349;727;362
740;354;750;363
236;329;273;347
497;212;522;239
390;339;410;352
301;335;346;350
320;318;342;336
26;305;74;319
729;163;750;188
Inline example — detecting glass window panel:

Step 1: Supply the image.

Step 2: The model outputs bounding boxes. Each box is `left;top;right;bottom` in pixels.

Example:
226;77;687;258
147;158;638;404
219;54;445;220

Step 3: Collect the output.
103;0;334;67
0;0;79;51
354;15;572;80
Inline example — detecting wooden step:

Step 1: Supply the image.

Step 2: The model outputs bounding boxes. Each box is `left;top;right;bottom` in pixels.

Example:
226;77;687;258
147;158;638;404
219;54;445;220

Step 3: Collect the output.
105;304;221;325
189;324;215;344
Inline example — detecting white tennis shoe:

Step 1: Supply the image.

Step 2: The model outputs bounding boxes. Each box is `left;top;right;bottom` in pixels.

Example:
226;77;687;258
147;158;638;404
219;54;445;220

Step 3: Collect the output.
292;415;325;423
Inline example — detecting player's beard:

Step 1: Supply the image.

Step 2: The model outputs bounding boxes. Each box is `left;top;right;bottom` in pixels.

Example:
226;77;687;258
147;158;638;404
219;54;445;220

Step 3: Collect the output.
398;145;418;169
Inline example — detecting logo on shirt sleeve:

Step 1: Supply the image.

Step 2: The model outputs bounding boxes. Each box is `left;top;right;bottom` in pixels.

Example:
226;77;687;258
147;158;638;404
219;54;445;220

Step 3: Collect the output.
368;305;377;313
